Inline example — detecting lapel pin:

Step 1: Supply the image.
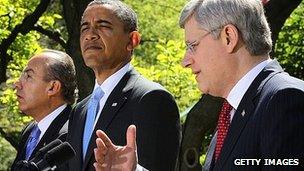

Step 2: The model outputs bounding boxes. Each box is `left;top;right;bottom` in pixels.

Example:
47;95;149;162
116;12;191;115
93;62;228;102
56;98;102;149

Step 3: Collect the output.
241;110;246;117
112;103;117;106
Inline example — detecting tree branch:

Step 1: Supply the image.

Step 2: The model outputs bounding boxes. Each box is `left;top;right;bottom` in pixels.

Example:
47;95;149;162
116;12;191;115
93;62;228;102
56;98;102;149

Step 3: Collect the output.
264;0;302;47
32;25;67;48
1;12;14;29
0;0;51;85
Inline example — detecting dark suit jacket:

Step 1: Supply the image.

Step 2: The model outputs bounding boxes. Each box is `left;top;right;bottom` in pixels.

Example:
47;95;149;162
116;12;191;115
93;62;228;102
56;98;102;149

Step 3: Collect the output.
11;105;71;171
206;60;304;171
68;67;181;171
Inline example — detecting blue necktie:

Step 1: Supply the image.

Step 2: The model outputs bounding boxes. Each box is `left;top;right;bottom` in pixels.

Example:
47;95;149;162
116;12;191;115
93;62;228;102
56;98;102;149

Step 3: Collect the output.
83;87;104;159
25;124;41;160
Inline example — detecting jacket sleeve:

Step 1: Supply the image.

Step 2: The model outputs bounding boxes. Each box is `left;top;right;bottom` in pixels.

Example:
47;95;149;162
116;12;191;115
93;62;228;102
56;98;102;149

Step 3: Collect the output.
261;88;304;170
133;89;181;171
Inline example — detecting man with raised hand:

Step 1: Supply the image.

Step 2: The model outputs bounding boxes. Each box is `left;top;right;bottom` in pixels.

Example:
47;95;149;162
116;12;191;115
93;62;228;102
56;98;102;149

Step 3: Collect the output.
93;0;304;170
67;0;181;170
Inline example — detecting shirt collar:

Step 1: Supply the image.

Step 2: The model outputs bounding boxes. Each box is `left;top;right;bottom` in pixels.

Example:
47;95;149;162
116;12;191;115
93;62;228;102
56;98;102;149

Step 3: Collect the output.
227;59;272;109
93;63;131;95
37;104;67;140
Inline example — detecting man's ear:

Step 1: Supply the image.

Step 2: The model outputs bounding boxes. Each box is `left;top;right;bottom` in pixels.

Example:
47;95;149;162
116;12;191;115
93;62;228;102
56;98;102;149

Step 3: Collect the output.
127;31;141;51
221;24;239;53
47;80;61;96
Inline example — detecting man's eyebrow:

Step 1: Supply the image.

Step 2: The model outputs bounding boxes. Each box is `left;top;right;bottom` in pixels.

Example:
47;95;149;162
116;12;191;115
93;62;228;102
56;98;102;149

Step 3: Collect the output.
80;19;113;27
23;68;34;74
96;19;112;25
80;21;89;27
185;40;197;45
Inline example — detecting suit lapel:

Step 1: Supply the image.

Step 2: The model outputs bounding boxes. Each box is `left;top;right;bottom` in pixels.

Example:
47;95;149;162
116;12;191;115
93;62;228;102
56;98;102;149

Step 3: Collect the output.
76;97;90;168
30;105;70;159
83;68;139;168
214;60;284;170
203;131;217;171
214;94;255;169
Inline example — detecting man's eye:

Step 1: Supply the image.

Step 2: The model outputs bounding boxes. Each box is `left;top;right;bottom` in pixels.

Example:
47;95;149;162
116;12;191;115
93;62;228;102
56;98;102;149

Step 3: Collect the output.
99;25;112;29
81;27;88;32
25;74;31;79
20;72;32;81
192;43;199;48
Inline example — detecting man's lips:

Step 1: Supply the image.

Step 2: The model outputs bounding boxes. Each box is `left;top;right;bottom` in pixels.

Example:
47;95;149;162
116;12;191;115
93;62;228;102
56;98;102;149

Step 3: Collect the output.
16;93;23;100
84;45;103;52
193;71;200;75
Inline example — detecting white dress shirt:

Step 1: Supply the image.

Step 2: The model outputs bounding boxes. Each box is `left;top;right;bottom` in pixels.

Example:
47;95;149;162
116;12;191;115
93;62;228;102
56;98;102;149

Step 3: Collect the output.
92;63;131;126
37;104;67;141
226;58;272;121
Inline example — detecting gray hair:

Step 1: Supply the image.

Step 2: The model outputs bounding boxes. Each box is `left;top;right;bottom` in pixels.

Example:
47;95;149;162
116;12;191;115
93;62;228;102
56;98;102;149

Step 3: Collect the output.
179;0;272;56
86;0;138;32
42;49;77;105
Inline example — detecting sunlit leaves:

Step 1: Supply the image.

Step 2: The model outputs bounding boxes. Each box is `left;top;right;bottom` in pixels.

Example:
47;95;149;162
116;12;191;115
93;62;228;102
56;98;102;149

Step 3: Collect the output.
125;0;185;64
133;40;201;112
275;1;304;79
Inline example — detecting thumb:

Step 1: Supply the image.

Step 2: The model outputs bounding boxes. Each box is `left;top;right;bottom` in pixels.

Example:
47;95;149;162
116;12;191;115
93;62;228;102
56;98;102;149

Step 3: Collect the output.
126;125;136;149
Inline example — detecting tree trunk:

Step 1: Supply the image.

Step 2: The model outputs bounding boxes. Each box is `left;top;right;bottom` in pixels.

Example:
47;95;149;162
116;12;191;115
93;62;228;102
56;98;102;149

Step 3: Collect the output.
265;0;302;52
177;95;223;171
61;0;94;101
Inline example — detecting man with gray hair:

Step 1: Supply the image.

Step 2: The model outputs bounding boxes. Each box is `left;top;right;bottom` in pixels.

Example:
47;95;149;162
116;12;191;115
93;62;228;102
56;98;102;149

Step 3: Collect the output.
67;0;181;170
11;49;77;170
93;0;304;170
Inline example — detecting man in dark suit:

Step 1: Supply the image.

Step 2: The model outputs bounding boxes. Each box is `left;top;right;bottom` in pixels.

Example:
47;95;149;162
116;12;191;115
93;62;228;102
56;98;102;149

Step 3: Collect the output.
67;0;181;171
93;0;304;170
11;49;77;170
180;0;304;170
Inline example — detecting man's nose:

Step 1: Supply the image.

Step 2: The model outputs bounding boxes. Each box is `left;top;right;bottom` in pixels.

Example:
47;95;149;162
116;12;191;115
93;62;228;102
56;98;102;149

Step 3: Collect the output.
181;53;193;68
85;27;100;41
14;79;22;90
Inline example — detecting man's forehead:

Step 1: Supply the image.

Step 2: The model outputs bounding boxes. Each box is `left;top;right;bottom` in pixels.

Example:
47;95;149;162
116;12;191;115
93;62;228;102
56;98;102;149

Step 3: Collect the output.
184;16;200;30
25;56;47;71
22;66;34;74
184;18;206;37
81;4;116;21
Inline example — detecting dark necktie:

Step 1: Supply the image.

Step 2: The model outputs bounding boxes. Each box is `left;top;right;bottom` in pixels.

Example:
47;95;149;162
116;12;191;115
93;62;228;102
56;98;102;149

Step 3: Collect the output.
82;87;104;159
25;124;41;160
214;100;232;161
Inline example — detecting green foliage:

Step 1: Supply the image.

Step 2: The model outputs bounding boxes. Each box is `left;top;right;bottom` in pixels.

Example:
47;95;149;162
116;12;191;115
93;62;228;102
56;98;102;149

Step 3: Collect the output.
125;0;201;112
133;40;201;112
275;1;304;79
1;0;303;169
125;0;185;64
0;26;40;171
0;1;197;169
0;0;63;169
0;137;16;171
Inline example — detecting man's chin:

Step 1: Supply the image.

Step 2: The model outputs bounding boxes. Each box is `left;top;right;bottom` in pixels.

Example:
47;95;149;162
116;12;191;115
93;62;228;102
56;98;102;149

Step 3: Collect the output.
19;108;29;116
83;59;97;68
197;83;210;94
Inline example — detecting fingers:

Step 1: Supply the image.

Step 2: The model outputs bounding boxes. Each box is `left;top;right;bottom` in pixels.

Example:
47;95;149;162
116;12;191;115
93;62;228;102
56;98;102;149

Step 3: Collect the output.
93;162;103;171
96;130;114;149
95;130;113;166
126;125;136;149
94;138;107;164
